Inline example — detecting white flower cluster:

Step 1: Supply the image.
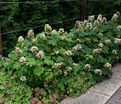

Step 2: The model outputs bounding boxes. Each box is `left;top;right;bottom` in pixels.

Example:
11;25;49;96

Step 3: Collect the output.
84;64;90;70
20;56;26;65
102;17;107;24
76;39;81;43
77;25;83;32
73;63;78;67
37;50;44;59
15;47;22;55
66;66;72;72
55;50;59;55
65;50;72;56
93;48;102;54
31;46;38;53
104;63;112;69
111;13;119;22
105;39;111;45
75;21;82;28
86;23;92;30
94;69;102;76
72;44;82;51
114;38;121;45
94;20;100;26
27;29;34;38
18;36;24;42
94;14;107;26
58;28;64;35
84;20;88;25
97;14;102;23
116;11;120;16
20;76;26;81
40;34;46;39
98;43;103;47
98;33;103;36
112;50;117;54
117;25;121;31
88;15;95;22
52;62;63;69
32;38;37;43
44;24;52;33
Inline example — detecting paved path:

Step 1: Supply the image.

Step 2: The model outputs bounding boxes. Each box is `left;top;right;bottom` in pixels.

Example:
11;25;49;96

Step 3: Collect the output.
61;64;121;104
106;87;121;104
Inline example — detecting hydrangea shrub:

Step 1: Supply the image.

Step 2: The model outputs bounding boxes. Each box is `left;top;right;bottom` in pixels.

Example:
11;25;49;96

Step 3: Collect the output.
0;11;121;104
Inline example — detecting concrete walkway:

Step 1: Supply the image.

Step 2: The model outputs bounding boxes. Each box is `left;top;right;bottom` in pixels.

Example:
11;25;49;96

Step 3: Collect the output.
61;64;121;104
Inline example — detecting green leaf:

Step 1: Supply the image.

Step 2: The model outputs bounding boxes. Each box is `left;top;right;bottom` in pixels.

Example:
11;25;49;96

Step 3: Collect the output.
26;58;36;67
34;67;44;76
13;62;21;70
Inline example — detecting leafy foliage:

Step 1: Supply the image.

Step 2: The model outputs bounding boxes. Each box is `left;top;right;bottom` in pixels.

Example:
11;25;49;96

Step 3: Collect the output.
0;11;121;103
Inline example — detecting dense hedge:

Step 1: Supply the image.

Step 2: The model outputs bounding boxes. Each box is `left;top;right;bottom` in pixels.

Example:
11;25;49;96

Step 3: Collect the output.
0;12;121;104
1;0;121;55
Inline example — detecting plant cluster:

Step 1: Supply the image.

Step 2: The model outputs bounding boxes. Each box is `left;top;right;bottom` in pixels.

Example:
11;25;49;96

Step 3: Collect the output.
0;11;121;104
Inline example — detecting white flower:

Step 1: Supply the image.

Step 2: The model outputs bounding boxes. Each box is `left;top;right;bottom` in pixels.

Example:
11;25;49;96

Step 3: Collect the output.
55;50;59;55
111;14;118;22
44;24;52;33
84;64;90;70
86;22;92;30
104;63;112;69
77;26;83;32
31;46;38;53
20;57;26;65
18;36;24;42
58;28;64;35
105;39;111;45
37;50;44;59
32;38;37;43
72;44;82;52
67;66;72;72
83;20;88;25
94;69;102;76
116;11;120;16
20;76;26;81
65;50;72;56
98;43;103;47
117;25;121;31
97;14;102;23
94;20;100;26
98;33;103;36
73;63;78;67
75;21;81;28
88;15;95;22
93;48;102;54
15;47;22;55
112;50;117;54
114;38;121;45
40;34;46;39
52;62;63;69
27;29;34;38
76;39;81;43
102;17;107;23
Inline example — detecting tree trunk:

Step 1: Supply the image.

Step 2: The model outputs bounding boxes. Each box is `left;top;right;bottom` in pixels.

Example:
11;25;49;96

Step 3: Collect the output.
82;0;86;21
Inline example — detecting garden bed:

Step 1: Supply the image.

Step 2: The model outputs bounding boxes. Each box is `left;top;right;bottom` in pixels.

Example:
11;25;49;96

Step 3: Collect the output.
0;11;121;104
